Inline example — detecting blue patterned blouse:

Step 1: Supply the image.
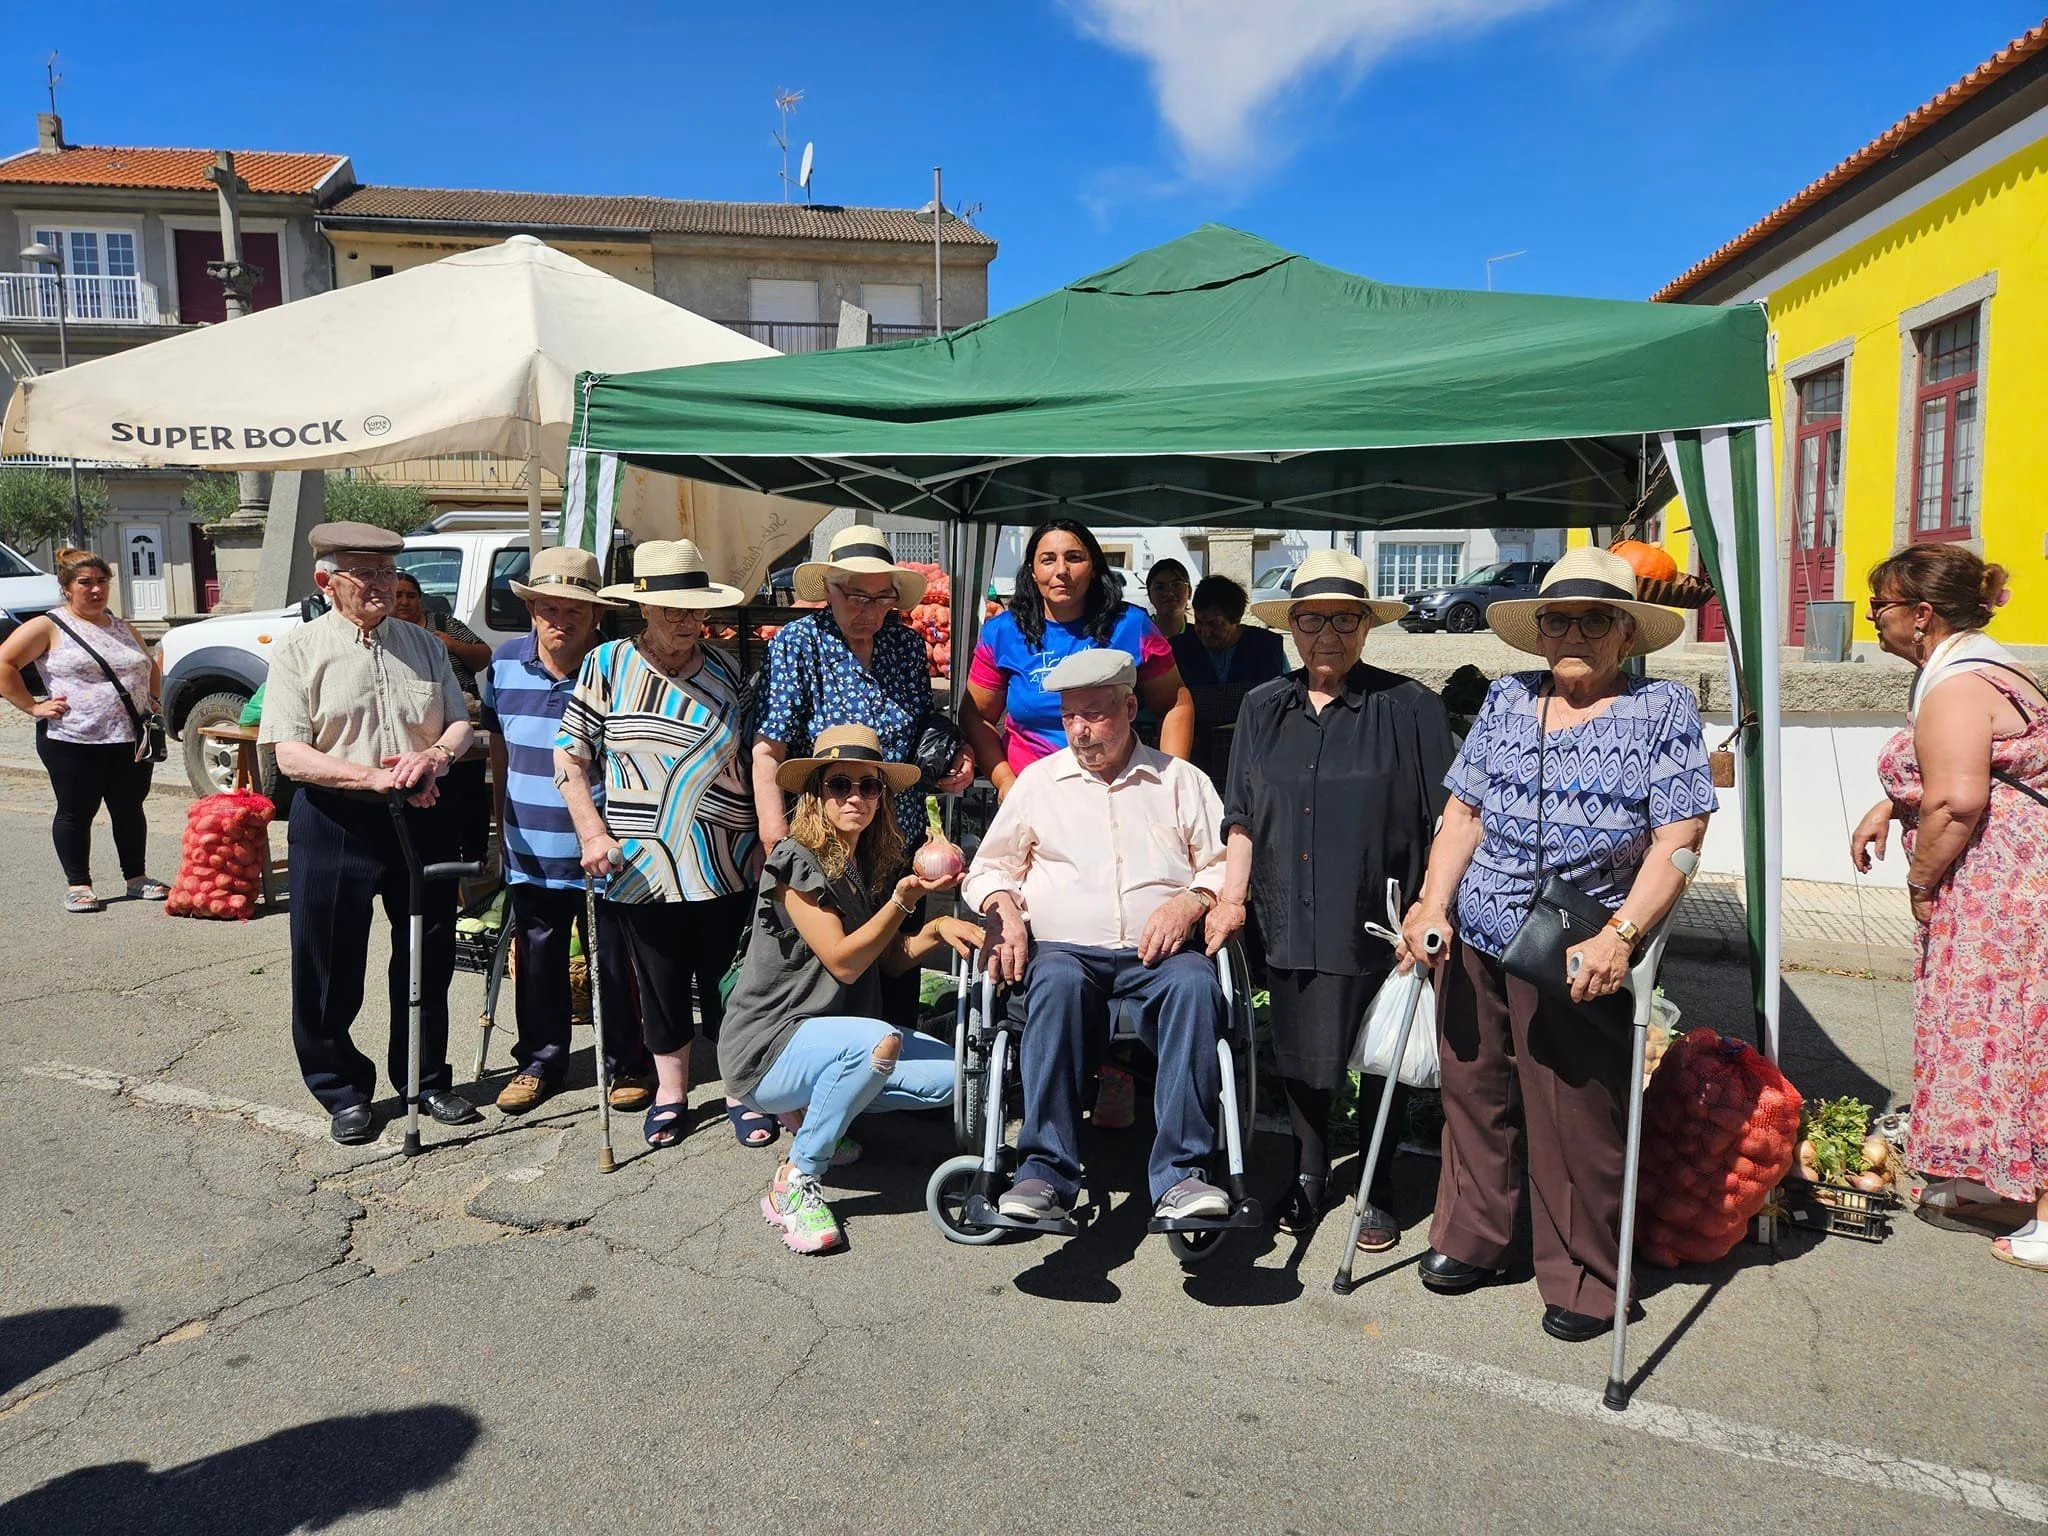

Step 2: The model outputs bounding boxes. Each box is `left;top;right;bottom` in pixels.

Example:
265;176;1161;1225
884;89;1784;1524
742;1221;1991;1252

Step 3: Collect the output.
1445;672;1717;958
756;611;933;843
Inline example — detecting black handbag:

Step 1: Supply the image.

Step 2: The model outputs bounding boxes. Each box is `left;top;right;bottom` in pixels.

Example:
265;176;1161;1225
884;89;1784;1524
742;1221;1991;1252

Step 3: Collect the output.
1497;687;1630;1034
912;709;967;790
50;611;168;764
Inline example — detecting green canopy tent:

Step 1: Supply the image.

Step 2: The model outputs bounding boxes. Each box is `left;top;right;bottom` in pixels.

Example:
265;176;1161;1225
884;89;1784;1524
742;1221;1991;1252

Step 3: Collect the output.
563;227;1782;1052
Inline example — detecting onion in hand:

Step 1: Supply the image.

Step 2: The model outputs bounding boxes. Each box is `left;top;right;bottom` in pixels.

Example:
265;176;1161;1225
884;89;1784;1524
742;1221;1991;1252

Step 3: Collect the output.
913;795;966;882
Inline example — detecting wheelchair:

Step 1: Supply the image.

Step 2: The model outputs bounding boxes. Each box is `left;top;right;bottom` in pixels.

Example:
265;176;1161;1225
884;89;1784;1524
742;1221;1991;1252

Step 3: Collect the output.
924;940;1262;1266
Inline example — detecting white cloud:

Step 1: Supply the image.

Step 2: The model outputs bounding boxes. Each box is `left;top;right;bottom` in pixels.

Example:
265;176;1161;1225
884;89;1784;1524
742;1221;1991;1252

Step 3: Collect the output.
1065;0;1559;181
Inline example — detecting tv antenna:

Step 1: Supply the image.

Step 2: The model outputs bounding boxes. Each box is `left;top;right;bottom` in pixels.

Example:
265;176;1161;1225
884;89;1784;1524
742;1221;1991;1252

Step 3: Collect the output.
1485;249;1527;291
772;88;804;201
45;52;61;116
956;198;984;225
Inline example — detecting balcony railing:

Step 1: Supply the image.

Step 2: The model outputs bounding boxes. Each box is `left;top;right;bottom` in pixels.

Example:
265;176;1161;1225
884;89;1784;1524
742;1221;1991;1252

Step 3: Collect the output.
1;272;164;325
720;319;933;353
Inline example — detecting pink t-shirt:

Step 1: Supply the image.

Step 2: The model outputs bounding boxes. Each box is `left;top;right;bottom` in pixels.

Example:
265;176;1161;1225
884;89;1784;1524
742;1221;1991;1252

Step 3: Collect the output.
968;605;1176;776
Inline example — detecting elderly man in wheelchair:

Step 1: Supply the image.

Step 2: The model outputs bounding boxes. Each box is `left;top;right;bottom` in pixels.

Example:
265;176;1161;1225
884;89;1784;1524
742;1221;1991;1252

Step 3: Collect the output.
957;647;1245;1233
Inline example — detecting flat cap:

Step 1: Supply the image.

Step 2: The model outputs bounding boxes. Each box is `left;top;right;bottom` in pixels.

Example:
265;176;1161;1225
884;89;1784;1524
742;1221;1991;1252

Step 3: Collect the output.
1042;647;1136;693
307;521;404;558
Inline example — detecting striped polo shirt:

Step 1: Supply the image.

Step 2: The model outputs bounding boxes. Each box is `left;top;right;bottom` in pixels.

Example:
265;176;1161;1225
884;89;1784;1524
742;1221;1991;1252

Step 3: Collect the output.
480;634;586;889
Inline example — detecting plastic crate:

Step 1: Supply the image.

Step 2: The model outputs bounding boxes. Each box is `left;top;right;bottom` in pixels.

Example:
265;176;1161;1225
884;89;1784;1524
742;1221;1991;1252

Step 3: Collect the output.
1786;1179;1898;1243
454;926;502;976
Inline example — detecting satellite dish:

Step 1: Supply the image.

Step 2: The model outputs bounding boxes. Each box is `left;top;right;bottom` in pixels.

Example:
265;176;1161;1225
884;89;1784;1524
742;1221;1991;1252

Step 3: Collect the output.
799;142;814;193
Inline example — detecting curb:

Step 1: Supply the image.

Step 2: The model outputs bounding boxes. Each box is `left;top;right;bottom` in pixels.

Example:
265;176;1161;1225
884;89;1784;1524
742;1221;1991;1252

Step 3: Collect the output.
1666;925;1913;982
0;758;197;804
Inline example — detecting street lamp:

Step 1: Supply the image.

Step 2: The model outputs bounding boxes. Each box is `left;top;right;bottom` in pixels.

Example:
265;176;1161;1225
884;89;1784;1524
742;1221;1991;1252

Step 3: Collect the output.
913;166;953;334
19;240;85;545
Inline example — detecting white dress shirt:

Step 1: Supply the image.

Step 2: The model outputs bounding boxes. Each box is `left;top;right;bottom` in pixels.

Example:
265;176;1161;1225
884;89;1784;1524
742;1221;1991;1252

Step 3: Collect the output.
963;741;1226;950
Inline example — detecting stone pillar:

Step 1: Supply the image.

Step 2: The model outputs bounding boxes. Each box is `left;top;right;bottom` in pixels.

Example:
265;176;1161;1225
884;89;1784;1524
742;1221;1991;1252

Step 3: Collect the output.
253;470;324;609
205;519;265;614
1207;528;1256;589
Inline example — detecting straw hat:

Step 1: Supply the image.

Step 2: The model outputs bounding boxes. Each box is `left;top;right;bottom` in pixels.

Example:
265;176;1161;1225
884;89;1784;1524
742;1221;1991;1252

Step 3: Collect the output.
1485;546;1686;657
774;724;921;795
793;527;928;609
597;539;747;609
1248;548;1407;628
509;545;618;606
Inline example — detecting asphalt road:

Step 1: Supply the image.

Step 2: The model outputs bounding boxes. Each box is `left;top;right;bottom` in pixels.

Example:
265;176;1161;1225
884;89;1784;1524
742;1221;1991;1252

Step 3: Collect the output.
0;772;2042;1536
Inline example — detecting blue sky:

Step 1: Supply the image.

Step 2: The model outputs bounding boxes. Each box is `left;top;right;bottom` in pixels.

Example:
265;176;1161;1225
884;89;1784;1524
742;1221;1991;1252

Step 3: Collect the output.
16;2;2045;309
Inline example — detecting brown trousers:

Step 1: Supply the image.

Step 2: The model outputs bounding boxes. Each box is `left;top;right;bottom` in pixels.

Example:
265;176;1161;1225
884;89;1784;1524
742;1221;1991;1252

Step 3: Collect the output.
1429;939;1629;1316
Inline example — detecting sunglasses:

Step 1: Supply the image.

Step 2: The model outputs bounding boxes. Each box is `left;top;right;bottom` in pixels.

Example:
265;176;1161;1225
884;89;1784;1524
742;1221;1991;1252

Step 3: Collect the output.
1291;612;1363;635
821;774;887;801
1534;608;1618;640
1865;598;1915;623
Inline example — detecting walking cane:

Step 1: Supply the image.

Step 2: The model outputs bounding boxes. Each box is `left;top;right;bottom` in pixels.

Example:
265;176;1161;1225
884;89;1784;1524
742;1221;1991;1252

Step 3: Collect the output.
472;910;515;1081
586;849;623;1175
388;791;485;1159
1602;844;1700;1411
1332;900;1443;1296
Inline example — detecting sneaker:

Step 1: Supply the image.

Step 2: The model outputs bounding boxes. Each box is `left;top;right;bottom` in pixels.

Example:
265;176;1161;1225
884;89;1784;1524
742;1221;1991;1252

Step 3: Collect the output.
495;1073;551;1114
761;1171;844;1255
997;1178;1070;1222
1154;1177;1231;1222
1091;1061;1136;1131
607;1077;653;1112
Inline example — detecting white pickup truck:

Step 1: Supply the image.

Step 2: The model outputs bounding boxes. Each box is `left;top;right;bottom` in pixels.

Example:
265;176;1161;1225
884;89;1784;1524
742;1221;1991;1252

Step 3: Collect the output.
161;525;548;794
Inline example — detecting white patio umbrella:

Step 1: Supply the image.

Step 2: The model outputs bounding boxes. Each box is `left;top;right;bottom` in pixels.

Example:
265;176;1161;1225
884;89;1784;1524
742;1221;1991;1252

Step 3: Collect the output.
0;235;819;570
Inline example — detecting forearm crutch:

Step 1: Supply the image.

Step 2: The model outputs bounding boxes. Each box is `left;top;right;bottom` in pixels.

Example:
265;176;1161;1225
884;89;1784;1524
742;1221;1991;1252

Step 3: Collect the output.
1604;845;1699;1411
585;855;622;1175
1332;923;1442;1295
472;909;515;1081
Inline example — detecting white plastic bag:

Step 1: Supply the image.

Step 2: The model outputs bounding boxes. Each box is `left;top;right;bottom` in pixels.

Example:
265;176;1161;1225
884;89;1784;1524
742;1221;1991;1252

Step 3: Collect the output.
1348;880;1441;1089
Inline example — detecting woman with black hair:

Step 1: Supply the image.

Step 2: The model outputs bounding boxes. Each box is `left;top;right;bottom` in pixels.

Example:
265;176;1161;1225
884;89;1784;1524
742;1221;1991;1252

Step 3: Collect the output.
961;520;1194;799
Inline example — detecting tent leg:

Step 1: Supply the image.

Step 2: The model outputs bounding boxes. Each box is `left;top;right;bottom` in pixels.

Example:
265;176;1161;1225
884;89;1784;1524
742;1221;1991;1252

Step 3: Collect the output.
527;415;546;554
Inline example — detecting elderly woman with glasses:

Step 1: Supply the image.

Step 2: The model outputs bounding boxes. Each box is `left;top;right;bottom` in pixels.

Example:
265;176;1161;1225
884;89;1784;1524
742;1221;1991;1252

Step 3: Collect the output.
557;541;762;1151
1204;550;1453;1244
721;726;980;1254
1393;547;1713;1343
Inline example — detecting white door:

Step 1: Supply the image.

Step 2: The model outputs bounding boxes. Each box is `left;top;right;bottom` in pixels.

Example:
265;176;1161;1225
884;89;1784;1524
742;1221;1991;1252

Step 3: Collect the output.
122;523;166;620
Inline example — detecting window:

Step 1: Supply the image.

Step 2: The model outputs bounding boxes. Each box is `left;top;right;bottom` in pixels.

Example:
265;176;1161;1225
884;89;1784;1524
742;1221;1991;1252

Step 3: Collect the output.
31;225;140;320
887;529;939;567
369;264;394;280
860;283;923;329
1911;310;1980;541
486;548;532;633
1793;366;1844;553
749;278;823;351
1377;542;1462;597
395;546;462;613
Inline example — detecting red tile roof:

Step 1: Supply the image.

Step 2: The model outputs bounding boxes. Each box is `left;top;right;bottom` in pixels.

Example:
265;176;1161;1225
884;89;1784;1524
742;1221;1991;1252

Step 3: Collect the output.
0;144;350;196
1653;20;2048;302
322;185;996;245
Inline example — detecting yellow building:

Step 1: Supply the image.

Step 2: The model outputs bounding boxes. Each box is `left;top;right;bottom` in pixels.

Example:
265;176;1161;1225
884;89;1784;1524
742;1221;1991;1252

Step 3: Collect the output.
1653;21;2048;651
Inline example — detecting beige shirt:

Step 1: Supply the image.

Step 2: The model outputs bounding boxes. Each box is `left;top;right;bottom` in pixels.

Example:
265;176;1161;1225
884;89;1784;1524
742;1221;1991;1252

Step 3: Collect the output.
259;608;467;770
962;741;1226;950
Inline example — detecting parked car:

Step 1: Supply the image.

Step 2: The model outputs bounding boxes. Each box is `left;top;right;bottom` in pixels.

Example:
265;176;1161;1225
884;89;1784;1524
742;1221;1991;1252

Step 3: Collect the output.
1399;559;1554;634
0;539;62;622
1248;561;1297;603
160;527;555;794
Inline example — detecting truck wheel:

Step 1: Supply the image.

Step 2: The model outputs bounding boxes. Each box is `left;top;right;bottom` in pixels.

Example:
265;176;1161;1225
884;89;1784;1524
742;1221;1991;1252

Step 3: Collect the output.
181;690;252;796
1444;603;1481;634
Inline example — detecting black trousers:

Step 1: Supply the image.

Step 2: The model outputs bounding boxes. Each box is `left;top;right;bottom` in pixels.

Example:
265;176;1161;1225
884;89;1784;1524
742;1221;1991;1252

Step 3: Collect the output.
441;758;491;866
36;731;153;886
508;881;649;1084
287;787;457;1114
611;894;750;1057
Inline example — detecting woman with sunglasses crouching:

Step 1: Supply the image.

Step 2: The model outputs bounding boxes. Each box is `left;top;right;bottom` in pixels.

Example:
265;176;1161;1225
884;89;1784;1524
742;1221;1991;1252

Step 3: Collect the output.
719;726;983;1255
1396;548;1713;1343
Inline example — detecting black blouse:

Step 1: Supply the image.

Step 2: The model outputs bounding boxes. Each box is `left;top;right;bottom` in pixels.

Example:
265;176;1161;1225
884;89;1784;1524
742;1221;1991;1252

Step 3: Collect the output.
1221;663;1454;976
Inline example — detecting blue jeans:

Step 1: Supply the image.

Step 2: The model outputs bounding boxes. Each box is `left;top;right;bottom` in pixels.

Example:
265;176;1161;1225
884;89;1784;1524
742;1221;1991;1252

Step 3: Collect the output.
1018;943;1223;1204
745;1016;954;1178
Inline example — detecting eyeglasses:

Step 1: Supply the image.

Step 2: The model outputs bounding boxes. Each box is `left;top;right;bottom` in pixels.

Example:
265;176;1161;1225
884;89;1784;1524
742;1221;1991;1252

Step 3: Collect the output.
1059;705;1120;725
1865;598;1914;623
1534;608;1618;640
1291;612;1363;635
821;774;887;801
831;587;897;611
334;565;400;586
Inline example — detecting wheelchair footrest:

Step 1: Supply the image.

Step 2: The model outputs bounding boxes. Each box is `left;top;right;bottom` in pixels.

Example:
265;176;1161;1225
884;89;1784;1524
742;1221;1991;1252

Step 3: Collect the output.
1148;1198;1263;1234
961;1192;1082;1238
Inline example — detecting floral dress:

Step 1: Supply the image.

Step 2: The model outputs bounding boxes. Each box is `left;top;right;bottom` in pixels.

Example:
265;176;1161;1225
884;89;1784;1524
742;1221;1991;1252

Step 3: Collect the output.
1877;667;2048;1201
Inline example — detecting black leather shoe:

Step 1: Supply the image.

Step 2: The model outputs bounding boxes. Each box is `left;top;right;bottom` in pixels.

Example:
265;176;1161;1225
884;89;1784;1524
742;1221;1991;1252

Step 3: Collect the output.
1275;1176;1329;1236
1418;1249;1505;1294
420;1090;482;1126
329;1103;376;1145
1541;1304;1613;1343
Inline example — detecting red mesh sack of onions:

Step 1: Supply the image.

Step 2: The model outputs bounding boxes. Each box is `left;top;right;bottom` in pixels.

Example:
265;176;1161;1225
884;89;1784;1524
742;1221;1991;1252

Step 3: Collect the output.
1634;1027;1802;1268
164;789;274;922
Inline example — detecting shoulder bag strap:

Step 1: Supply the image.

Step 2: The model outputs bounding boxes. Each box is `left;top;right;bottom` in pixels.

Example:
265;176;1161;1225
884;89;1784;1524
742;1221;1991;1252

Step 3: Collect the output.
1933;660;2048;810
48;611;149;737
1528;685;1550;894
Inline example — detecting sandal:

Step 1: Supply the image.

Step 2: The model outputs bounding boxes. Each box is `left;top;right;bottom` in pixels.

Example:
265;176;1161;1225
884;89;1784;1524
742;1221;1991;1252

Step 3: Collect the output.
126;877;170;901
1992;1221;2048;1273
63;887;104;914
1354;1202;1401;1254
726;1101;779;1148
642;1101;689;1149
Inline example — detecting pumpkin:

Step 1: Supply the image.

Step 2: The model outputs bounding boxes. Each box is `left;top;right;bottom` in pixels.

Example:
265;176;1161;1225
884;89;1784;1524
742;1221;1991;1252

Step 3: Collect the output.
1611;539;1678;584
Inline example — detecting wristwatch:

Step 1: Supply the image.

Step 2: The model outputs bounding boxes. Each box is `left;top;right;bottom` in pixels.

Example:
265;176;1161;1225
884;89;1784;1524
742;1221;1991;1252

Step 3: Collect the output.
1604;916;1643;952
1188;888;1218;914
430;743;454;763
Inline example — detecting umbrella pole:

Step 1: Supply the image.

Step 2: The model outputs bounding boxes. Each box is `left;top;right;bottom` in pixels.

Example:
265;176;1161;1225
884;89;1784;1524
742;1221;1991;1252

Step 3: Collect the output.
526;450;545;555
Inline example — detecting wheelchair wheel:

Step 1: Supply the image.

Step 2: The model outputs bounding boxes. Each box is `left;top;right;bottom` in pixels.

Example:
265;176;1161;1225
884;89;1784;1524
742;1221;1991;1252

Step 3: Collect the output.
955;1052;988;1154
927;1155;1005;1246
1166;1227;1228;1268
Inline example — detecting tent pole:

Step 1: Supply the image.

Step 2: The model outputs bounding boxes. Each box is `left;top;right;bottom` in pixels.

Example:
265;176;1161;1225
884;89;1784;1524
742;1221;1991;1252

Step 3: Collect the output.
526;418;545;554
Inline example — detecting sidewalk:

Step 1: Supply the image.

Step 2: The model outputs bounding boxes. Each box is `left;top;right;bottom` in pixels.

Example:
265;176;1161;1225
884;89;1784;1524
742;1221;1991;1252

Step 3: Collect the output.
1672;873;1916;979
